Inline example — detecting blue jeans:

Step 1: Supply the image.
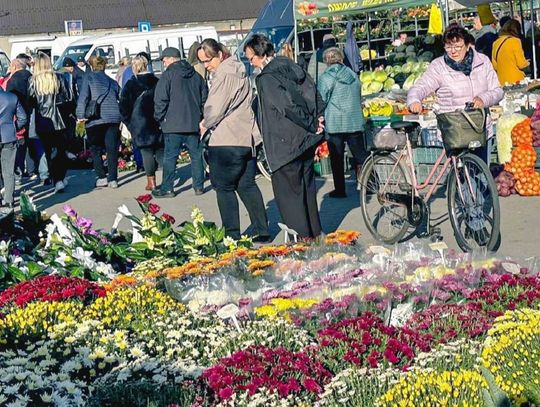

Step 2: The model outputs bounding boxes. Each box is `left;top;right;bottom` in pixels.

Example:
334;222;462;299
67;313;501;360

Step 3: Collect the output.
161;133;204;192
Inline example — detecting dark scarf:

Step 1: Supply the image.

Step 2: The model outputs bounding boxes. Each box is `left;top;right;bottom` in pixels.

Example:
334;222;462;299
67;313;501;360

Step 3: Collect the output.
444;48;474;76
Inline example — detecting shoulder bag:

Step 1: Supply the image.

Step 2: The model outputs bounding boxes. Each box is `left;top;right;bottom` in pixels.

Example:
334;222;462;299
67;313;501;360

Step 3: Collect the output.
85;79;111;120
436;108;487;151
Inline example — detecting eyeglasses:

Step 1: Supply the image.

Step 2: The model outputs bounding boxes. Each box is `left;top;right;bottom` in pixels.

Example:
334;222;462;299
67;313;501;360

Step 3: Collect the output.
247;54;257;63
444;44;465;52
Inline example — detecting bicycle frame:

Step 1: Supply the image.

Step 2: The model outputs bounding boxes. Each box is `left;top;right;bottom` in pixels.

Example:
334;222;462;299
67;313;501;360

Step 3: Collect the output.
376;135;478;210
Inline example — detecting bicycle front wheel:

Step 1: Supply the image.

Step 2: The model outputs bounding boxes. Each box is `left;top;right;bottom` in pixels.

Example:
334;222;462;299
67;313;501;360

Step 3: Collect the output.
447;153;501;252
360;153;410;244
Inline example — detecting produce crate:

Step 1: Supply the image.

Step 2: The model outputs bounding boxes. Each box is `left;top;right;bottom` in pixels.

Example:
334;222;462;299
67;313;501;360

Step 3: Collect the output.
413;151;448;185
314;157;332;176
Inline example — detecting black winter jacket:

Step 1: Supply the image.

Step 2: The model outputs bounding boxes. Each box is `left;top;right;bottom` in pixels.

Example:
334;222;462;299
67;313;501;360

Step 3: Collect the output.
153;60;208;134
28;73;74;133
255;56;324;172
119;73;162;148
6;69;32;115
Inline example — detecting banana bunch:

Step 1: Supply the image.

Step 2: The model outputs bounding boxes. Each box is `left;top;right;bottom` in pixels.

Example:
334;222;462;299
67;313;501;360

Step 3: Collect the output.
363;98;394;117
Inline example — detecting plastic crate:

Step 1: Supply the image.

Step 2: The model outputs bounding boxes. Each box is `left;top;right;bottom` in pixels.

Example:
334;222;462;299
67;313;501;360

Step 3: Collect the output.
420;127;444;147
413;146;448;185
314;157;332;176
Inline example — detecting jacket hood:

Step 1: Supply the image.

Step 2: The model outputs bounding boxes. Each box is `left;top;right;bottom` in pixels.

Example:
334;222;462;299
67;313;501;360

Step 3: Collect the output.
217;57;246;79
262;56;306;84
326;64;357;85
167;60;196;78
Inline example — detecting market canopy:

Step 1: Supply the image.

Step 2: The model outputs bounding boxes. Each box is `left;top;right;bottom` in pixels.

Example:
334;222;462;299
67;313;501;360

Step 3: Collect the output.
294;0;435;19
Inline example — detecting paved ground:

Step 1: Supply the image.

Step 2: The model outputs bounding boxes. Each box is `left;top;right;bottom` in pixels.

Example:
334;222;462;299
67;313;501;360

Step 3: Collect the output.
12;163;540;258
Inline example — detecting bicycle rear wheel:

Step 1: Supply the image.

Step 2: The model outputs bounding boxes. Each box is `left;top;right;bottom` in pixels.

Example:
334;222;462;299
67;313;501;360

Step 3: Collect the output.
360;153;410;244
447;153;501;252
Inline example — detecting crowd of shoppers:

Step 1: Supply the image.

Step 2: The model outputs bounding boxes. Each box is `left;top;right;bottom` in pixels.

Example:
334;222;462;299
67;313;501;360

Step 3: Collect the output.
0;14;531;240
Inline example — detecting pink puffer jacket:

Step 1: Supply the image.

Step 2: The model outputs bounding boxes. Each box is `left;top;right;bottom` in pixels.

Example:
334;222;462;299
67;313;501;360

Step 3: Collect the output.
407;50;503;138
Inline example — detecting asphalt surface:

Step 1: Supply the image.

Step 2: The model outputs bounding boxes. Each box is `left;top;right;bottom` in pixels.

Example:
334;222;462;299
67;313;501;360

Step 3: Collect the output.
12;163;540;258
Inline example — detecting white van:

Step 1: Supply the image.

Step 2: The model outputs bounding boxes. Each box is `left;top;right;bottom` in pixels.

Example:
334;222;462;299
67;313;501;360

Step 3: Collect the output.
53;26;218;77
9;35;87;63
0;49;10;76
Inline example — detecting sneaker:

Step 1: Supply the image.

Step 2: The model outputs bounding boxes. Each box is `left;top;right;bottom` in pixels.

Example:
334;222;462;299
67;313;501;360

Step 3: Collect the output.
194;189;204;196
42;178;52;186
29;174;39;181
108;180;118;189
152;188;175;198
54;181;65;193
63;178;69;187
96;178;108;187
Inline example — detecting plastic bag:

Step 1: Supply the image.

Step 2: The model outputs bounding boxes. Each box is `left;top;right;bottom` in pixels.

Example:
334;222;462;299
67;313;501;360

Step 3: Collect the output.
496;113;527;164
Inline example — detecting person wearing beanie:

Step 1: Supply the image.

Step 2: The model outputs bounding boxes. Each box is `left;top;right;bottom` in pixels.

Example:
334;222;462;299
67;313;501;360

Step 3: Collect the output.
475;4;498;60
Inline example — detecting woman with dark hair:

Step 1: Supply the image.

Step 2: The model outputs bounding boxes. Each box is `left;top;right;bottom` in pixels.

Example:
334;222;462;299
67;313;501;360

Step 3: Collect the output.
76;56;122;188
244;33;325;239
198;38;269;241
408;23;503;163
492;19;530;85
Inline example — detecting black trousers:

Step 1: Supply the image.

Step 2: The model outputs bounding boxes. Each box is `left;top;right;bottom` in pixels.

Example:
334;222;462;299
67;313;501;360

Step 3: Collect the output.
208;146;269;240
86;124;120;182
271;148;321;239
39;130;68;183
327;132;368;194
140;145;164;177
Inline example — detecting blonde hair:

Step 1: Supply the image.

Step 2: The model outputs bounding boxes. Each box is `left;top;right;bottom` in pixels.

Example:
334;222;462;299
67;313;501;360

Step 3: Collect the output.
91;56;107;71
31;53;60;96
132;55;148;74
120;56;131;66
281;43;295;60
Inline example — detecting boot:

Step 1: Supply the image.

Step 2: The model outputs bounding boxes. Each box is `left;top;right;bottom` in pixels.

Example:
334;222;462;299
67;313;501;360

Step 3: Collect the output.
145;176;156;191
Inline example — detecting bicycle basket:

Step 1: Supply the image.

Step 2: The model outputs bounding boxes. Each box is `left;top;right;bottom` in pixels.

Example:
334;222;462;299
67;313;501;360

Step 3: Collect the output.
436;108;487;151
365;120;406;151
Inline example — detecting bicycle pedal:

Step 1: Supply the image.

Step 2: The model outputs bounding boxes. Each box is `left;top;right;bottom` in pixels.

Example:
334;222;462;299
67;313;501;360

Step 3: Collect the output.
399;183;412;192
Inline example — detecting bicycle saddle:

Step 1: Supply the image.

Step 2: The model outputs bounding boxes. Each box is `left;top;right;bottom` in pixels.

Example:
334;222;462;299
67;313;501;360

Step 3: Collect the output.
390;121;420;132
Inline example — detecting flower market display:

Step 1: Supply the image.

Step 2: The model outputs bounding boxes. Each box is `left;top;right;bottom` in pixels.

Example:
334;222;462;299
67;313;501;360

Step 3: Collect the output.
2;194;540;406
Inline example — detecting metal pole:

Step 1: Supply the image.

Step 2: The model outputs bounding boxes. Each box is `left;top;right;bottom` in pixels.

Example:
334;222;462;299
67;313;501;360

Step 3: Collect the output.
519;0;525;36
531;0;537;79
445;0;450;26
294;17;299;63
367;14;372;70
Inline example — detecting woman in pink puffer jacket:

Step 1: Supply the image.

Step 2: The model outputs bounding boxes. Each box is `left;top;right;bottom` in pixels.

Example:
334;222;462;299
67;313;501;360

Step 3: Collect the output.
407;24;503;161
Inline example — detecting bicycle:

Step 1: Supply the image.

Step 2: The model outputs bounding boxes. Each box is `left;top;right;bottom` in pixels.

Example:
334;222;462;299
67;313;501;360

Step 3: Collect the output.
359;121;501;252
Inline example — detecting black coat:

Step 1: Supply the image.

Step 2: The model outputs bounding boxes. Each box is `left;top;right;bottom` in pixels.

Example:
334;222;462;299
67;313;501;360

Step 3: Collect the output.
255;56;324;172
153;60;208;134
72;66;87;95
119;73;162;148
6;69;32;115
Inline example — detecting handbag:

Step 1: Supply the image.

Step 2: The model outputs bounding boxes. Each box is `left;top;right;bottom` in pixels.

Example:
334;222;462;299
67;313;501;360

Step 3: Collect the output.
85;81;111;120
436;108;487;151
201;128;213;145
